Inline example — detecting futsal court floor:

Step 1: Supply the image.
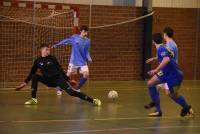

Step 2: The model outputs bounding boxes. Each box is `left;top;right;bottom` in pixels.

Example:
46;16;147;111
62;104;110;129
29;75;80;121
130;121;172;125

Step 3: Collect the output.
0;81;200;134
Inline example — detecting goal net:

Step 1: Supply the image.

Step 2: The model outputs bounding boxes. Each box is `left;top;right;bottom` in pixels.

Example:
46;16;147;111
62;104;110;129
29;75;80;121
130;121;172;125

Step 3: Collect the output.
0;6;76;88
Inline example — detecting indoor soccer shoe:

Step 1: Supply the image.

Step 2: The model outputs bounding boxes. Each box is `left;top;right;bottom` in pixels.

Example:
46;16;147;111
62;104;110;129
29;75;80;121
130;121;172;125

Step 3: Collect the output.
75;89;81;92
56;90;63;96
144;102;156;109
148;111;162;117
56;86;63;96
24;98;38;105
180;105;194;117
93;99;101;106
189;106;194;116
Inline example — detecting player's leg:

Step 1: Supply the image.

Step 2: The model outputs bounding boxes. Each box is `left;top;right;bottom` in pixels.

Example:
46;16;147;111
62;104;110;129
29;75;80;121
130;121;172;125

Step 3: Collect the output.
67;63;78;77
56;64;78;95
68;64;80;92
76;65;89;91
56;77;101;106
164;83;170;95
167;84;193;117
167;70;193;116
25;74;56;105
56;75;71;96
145;71;166;116
156;83;170;95
145;74;162;116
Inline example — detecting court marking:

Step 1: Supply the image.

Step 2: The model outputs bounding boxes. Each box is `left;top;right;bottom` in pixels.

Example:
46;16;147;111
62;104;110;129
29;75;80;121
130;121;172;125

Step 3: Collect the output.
0;115;197;124
0;86;200;93
38;125;200;134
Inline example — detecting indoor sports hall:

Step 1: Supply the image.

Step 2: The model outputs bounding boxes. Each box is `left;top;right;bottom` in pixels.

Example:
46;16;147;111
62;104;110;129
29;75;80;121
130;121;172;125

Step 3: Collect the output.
0;0;200;134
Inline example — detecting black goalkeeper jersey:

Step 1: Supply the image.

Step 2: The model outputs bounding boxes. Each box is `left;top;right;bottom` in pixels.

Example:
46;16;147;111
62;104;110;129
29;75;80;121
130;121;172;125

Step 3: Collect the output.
24;55;69;83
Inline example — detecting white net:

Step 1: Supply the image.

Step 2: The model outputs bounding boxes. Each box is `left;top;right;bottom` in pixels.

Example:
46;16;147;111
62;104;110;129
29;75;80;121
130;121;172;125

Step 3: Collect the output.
0;7;75;88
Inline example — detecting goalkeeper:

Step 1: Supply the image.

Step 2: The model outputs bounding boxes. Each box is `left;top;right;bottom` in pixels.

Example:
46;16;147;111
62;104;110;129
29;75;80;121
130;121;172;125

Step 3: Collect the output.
16;44;101;106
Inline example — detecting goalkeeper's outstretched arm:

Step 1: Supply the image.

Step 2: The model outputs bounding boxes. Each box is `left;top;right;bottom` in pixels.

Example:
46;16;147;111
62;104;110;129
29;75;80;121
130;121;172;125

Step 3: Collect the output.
16;60;38;91
24;60;38;84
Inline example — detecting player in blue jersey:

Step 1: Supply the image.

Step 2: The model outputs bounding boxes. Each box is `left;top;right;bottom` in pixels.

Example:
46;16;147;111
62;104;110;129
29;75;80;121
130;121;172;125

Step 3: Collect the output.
52;26;92;94
145;33;193;117
163;27;178;63
146;27;178;93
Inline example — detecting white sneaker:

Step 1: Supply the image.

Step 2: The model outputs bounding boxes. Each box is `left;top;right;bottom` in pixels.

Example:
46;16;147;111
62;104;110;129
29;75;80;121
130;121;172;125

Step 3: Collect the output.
56;90;62;96
76;89;81;92
56;86;63;96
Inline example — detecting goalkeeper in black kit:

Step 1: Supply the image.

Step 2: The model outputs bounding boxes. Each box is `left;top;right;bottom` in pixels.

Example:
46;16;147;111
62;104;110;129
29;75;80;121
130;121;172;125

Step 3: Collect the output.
16;44;101;106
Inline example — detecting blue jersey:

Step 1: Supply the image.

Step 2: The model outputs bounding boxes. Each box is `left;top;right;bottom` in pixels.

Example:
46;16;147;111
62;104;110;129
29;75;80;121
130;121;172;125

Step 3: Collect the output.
157;45;183;87
166;40;178;63
53;34;92;66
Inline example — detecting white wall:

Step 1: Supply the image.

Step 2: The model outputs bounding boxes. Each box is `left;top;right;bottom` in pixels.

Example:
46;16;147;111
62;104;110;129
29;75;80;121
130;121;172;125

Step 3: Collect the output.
153;0;200;8
20;0;200;8
22;0;113;5
133;0;200;8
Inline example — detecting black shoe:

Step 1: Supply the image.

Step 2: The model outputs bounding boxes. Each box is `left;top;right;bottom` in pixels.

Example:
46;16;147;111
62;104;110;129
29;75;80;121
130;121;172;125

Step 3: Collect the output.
148;111;162;117
144;102;156;109
180;105;194;117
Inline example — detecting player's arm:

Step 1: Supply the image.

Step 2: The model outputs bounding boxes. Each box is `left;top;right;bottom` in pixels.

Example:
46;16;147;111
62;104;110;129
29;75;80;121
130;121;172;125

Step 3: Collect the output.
146;57;158;64
86;52;92;63
52;35;74;48
16;60;38;90
148;48;170;76
86;40;92;63
155;57;170;72
148;57;170;76
24;60;38;84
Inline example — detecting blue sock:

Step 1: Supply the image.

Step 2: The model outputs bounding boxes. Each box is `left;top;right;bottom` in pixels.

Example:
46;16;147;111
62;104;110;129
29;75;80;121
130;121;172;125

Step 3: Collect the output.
170;95;188;109
148;86;161;112
77;77;87;89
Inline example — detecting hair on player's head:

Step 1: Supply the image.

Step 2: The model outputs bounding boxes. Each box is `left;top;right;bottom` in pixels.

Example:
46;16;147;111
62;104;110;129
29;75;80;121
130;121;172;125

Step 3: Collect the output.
80;25;89;32
163;27;174;38
152;33;163;44
40;44;49;49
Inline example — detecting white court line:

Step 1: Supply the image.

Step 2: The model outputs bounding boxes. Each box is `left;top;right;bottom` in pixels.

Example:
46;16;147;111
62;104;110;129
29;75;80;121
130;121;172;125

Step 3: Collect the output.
1;115;197;123
0;87;200;93
38;125;200;134
0;88;143;93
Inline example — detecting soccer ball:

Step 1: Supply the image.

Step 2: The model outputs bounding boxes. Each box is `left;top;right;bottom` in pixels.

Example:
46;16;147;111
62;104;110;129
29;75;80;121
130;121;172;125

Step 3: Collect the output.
108;90;118;99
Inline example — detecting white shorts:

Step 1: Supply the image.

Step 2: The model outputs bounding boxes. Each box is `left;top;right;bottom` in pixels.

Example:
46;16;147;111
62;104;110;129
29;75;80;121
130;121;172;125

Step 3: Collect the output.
157;83;169;90
67;63;89;75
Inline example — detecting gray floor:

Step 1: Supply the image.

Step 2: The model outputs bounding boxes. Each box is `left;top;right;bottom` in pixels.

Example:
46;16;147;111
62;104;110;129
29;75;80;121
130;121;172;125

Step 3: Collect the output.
0;81;200;134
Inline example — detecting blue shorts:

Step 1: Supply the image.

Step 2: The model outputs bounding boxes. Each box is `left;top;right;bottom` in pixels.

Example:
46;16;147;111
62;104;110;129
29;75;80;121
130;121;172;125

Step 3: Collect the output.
156;71;183;93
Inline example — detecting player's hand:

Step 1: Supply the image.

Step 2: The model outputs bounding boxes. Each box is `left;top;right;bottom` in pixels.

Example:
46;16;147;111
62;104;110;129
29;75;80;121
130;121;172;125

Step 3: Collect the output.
15;82;27;91
148;69;158;77
146;58;154;64
87;59;92;65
